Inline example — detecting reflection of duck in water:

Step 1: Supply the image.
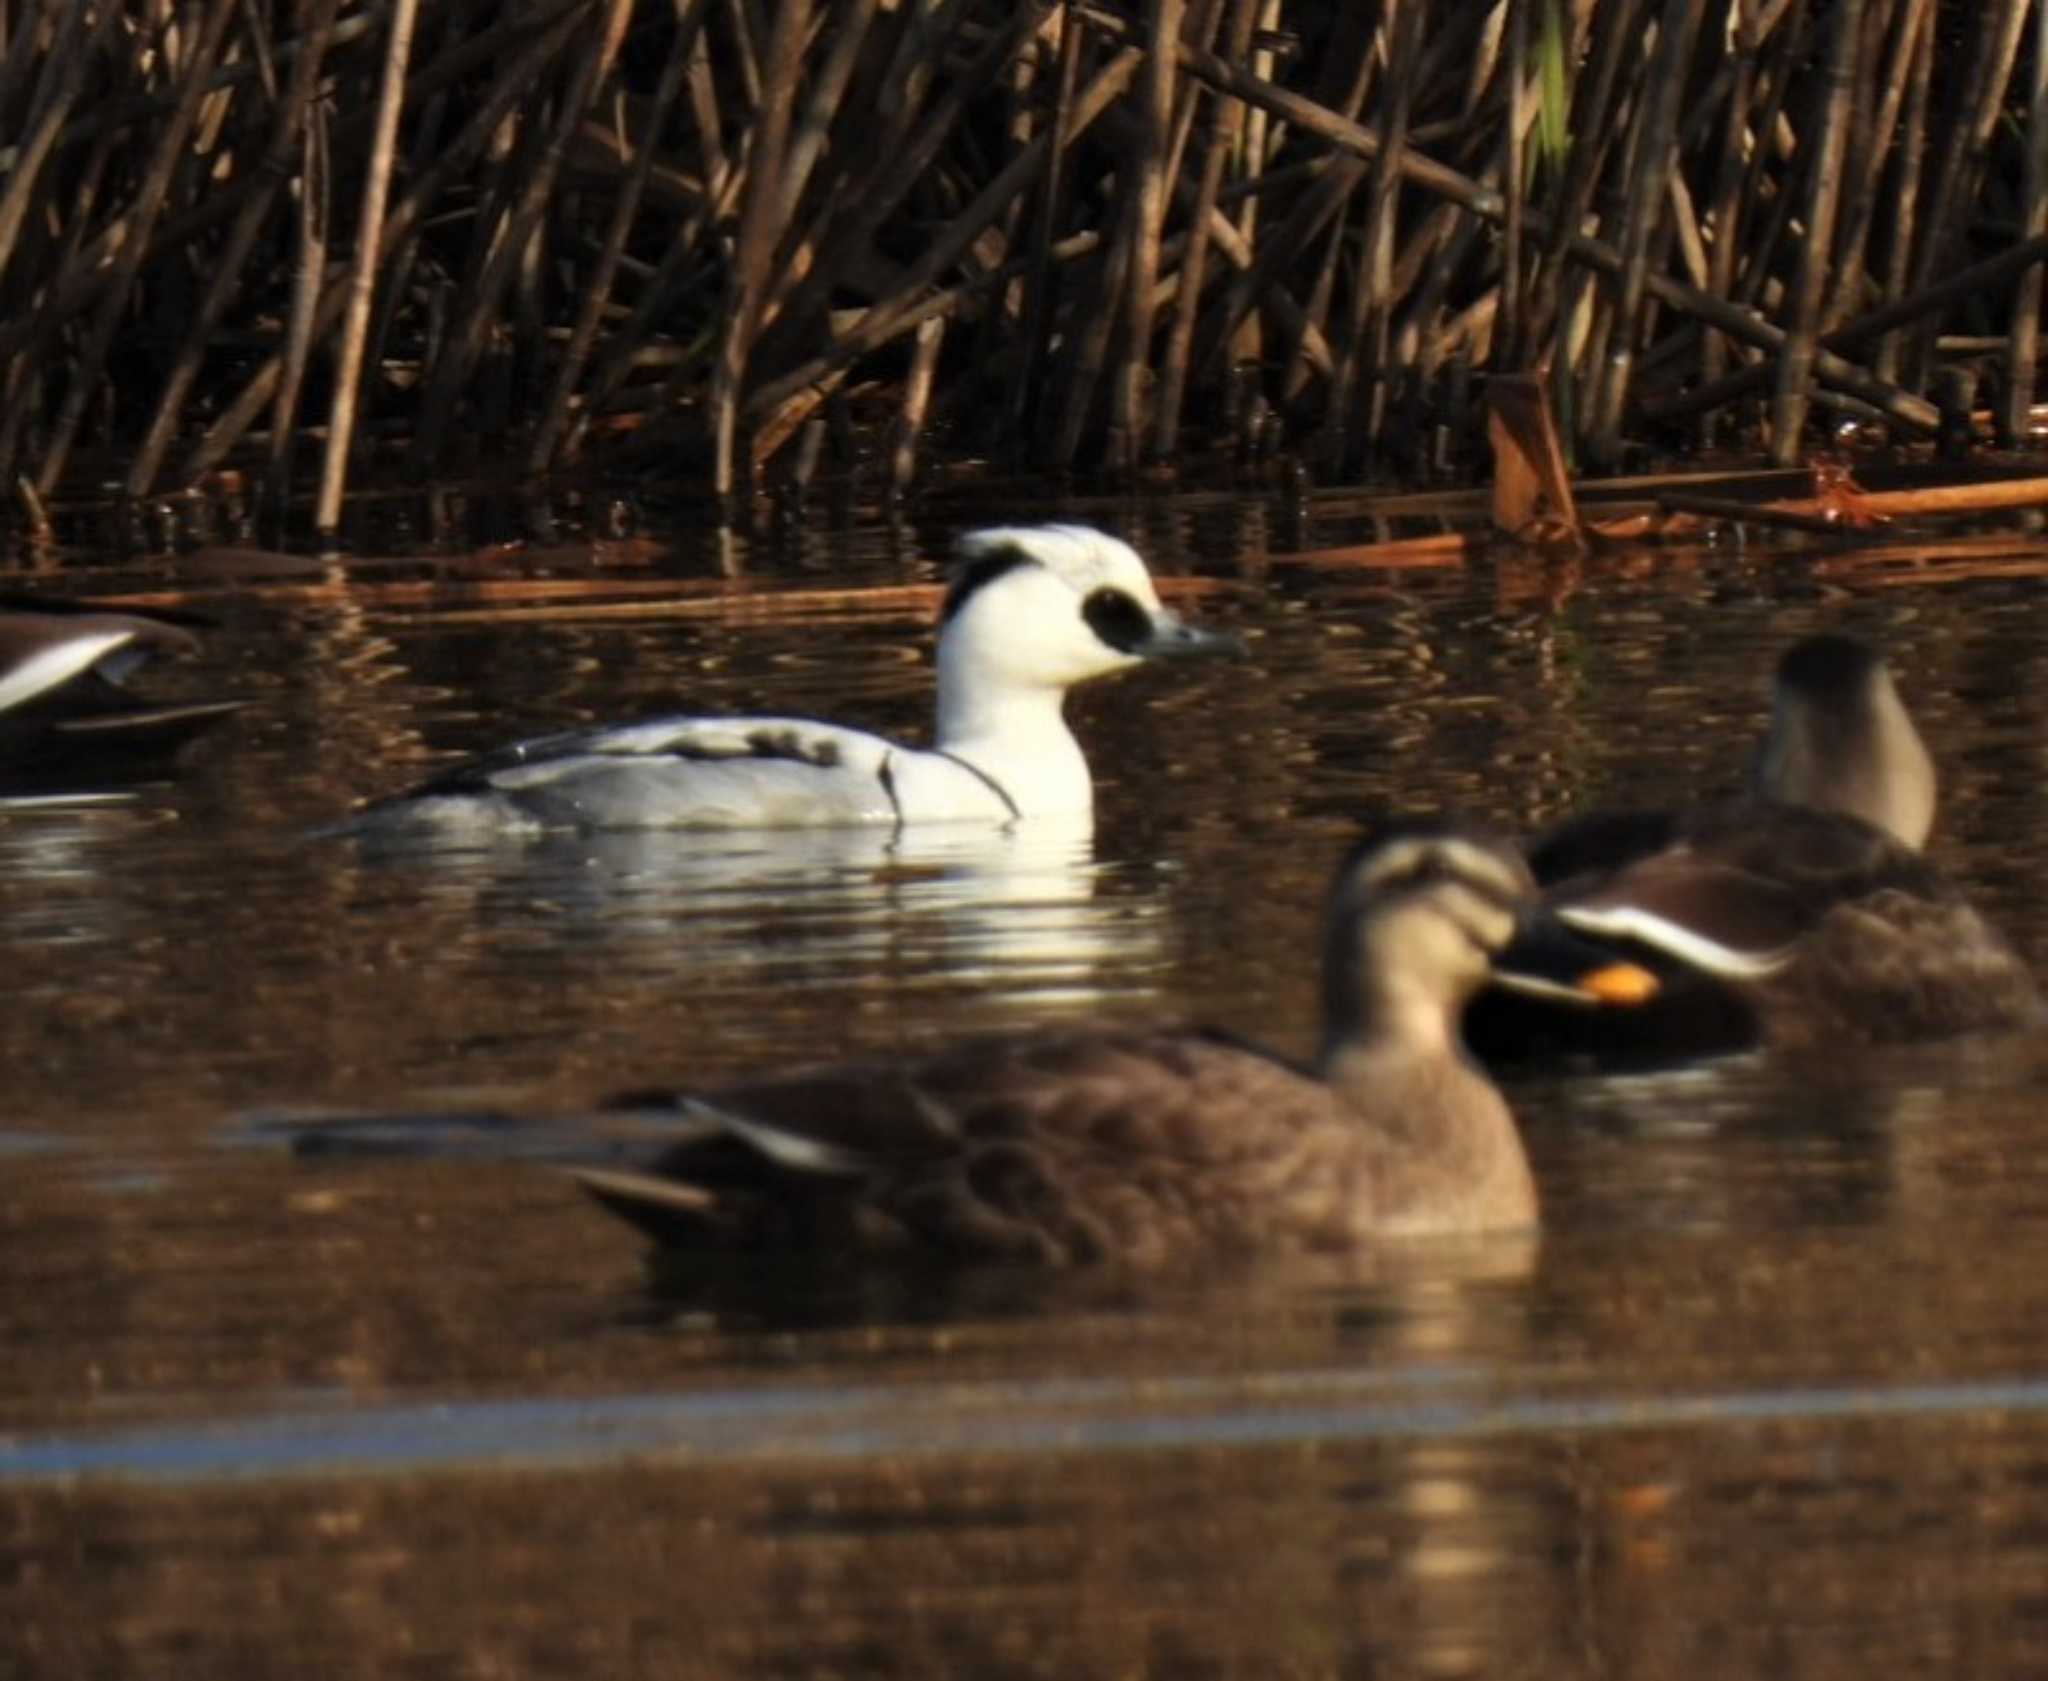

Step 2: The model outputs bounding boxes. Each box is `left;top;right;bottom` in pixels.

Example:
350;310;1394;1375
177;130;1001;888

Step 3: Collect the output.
403;817;1146;1009
0;597;241;789
283;824;1655;1264
1467;636;2038;1067
336;525;1239;840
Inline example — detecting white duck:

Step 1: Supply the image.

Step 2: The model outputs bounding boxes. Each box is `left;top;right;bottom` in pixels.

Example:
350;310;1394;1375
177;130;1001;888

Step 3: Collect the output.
340;524;1239;836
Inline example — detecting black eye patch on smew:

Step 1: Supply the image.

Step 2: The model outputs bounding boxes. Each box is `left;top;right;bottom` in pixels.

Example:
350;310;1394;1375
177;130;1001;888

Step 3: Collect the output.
942;547;1041;624
1081;587;1155;653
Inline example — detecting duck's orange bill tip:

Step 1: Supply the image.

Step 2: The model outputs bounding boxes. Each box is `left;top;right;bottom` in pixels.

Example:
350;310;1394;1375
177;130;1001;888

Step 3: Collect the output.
1580;961;1660;1005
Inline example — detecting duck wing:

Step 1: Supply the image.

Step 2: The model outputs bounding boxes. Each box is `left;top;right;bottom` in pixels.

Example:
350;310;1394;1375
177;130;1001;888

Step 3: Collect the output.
413;714;891;791
0;607;241;778
1486;802;2037;1057
571;1028;1364;1264
362;714;1025;831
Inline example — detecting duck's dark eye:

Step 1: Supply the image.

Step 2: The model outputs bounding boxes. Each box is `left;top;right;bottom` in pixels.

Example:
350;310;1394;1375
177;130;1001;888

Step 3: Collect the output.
1082;587;1154;653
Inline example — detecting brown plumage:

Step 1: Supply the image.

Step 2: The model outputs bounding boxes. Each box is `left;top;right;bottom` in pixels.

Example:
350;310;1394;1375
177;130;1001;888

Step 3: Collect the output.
1466;636;2037;1067
555;824;1651;1264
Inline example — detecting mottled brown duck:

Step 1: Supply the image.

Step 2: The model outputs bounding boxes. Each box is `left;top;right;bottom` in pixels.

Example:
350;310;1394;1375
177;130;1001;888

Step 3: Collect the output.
286;823;1654;1266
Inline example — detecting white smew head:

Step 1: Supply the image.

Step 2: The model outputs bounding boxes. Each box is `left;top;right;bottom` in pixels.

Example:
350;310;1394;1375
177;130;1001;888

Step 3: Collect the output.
932;525;1237;815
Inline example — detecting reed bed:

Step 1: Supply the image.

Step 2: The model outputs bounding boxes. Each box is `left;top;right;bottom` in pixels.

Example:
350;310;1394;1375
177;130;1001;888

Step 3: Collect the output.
2;0;2044;533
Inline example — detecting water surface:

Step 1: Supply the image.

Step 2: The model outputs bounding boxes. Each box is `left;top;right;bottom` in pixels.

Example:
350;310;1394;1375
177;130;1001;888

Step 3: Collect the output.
9;500;2048;1676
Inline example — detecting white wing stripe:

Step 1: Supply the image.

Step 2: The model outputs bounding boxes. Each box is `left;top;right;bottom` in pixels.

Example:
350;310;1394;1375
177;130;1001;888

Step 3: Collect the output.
0;631;132;714
1557;904;1797;978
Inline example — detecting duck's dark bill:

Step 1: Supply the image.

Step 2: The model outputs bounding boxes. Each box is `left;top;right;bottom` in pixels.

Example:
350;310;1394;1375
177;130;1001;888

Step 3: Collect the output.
1491;913;1661;1009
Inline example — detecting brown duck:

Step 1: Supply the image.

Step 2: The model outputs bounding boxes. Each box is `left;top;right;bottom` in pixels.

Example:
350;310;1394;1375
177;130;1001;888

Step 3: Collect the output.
285;824;1653;1265
1466;635;2038;1066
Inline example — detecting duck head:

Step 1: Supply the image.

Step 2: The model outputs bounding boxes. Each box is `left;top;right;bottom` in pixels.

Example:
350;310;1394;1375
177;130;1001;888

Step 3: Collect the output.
1753;634;1936;848
935;525;1239;706
1320;823;1657;1069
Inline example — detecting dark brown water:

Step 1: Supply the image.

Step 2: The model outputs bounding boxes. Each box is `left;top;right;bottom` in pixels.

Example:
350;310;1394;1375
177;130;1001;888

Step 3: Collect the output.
10;499;2048;1677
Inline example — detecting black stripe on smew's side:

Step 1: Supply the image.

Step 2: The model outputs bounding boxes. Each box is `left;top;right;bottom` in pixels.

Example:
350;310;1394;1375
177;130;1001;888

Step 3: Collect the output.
931;750;1022;821
876;752;905;824
941;545;1041;623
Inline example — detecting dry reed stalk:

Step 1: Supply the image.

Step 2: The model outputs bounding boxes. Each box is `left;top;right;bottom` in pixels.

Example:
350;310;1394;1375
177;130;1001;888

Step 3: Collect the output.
1819;0;1923;332
1281;31;1373;411
1108;0;1182;474
889;313;945;490
747;42;1141;443
1873;2;1933;387
1586;0;1704;462
1899;0;2027;391
0;2;581;367
411;0;634;471
189;3;587;481
1327;0;1415;470
1696;0;1756;408
1722;4;1805;321
565;11;740;461
31;0;241;498
1005;9;1084;449
2008;0;2048;444
266;103;329;517
314;0;420;535
1171;19;1936;438
126;0;344;497
710;0;811;502
0;6;125;485
778;0;881;234
1769;0;1859;464
4;0;2048;512
0;0;111;288
1641;233;2048;429
1494;0;1528;373
1223;0;1283;371
757;4;1035;376
1149;0;1246;459
527;0;714;472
